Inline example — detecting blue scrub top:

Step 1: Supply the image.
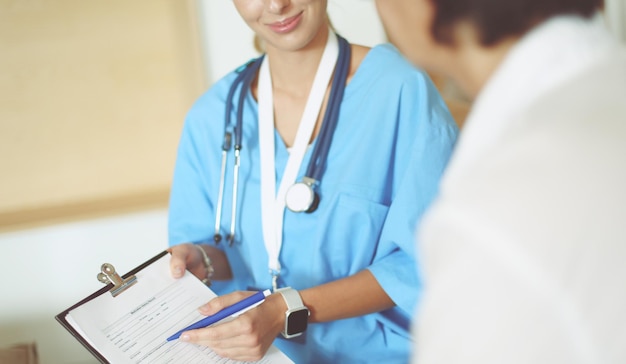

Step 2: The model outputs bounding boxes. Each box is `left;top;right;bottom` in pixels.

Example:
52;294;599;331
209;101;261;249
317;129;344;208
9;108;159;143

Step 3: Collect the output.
168;43;458;363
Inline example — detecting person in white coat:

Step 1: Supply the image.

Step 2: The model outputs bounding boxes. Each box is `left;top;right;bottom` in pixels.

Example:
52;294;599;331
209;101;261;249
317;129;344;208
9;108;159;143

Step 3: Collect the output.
375;0;626;363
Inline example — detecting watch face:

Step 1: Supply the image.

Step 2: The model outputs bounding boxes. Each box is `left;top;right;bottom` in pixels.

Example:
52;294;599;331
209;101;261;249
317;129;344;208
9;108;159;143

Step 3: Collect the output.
286;309;309;336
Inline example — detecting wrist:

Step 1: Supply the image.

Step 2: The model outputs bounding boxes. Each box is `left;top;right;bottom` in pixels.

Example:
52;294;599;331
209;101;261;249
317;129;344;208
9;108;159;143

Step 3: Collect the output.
194;244;214;286
266;292;288;335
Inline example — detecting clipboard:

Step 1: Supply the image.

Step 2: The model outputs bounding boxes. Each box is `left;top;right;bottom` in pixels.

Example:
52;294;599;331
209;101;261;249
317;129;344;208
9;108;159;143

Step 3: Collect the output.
54;249;293;364
55;250;169;364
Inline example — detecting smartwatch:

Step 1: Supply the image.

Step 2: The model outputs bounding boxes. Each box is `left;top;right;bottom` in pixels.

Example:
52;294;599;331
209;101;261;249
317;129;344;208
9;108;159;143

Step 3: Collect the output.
276;287;309;339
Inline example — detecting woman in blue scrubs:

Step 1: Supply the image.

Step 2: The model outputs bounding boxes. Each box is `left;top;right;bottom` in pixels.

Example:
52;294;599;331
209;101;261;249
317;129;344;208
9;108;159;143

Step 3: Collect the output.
167;0;458;362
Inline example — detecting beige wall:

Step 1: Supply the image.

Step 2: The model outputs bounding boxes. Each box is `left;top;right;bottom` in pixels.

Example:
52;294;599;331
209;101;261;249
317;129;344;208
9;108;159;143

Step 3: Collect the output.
0;0;205;231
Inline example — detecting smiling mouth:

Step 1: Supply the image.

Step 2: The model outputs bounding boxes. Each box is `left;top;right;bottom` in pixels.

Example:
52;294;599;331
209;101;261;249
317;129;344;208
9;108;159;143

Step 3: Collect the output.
268;12;303;33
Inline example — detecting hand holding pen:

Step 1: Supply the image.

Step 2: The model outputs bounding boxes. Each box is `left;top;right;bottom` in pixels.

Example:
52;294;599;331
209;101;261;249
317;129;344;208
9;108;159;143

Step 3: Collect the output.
167;289;271;341
167;289;285;362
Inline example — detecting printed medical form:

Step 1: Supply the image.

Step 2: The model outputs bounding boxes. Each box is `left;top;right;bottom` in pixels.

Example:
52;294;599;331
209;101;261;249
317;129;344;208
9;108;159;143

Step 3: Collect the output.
60;252;292;364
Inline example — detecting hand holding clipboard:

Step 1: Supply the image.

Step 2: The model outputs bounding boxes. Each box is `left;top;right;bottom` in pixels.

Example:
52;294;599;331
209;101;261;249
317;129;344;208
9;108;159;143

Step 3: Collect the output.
55;251;292;364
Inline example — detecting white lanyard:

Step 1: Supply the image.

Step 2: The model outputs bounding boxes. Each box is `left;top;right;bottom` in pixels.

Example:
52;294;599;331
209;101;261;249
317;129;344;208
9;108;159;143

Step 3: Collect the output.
258;30;339;290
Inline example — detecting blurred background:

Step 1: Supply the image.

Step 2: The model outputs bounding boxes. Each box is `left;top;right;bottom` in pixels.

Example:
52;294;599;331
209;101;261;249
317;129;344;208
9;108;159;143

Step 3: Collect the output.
0;1;624;363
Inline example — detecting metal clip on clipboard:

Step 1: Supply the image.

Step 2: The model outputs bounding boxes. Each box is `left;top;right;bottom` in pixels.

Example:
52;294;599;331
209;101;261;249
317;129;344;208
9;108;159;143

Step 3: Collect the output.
97;263;138;297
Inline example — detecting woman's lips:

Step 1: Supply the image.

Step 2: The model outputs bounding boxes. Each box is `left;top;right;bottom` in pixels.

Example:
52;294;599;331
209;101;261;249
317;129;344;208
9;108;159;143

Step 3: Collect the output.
268;12;303;34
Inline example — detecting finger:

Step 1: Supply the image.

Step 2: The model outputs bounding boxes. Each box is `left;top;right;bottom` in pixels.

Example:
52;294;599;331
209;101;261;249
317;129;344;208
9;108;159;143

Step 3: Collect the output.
181;319;236;343
169;243;191;278
181;323;266;362
198;291;253;315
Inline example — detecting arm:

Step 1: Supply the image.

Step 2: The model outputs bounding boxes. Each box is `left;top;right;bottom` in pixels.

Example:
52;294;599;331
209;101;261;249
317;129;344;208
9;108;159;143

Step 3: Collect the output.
300;269;394;323
178;269;394;362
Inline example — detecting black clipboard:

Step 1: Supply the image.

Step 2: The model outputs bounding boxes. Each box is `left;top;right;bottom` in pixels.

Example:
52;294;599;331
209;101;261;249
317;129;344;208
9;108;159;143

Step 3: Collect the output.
55;250;169;364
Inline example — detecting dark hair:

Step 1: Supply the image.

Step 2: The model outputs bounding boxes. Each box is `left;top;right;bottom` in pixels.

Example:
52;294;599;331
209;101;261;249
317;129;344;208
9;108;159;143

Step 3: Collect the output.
430;0;604;46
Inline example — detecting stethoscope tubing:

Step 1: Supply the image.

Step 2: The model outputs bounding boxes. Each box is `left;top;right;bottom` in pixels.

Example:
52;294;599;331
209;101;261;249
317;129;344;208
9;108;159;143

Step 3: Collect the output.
306;36;351;181
214;35;349;243
214;57;264;244
230;58;263;244
214;146;228;243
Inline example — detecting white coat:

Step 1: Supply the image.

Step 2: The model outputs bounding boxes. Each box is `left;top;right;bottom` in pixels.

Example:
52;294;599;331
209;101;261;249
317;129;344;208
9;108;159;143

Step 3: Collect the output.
413;14;626;364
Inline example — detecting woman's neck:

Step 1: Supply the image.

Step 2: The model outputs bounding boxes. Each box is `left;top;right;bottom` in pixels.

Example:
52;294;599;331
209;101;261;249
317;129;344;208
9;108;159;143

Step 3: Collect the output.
256;25;334;147
265;25;330;97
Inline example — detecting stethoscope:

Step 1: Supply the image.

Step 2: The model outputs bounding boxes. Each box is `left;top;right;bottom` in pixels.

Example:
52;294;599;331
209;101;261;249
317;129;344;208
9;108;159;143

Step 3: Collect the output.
214;34;351;246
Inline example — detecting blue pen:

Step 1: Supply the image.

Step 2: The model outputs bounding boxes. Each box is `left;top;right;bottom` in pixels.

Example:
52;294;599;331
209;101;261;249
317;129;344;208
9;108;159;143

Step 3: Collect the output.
166;289;271;341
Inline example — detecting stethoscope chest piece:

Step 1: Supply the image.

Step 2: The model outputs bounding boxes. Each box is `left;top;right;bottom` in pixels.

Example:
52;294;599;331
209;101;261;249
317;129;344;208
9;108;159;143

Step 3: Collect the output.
285;177;319;213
